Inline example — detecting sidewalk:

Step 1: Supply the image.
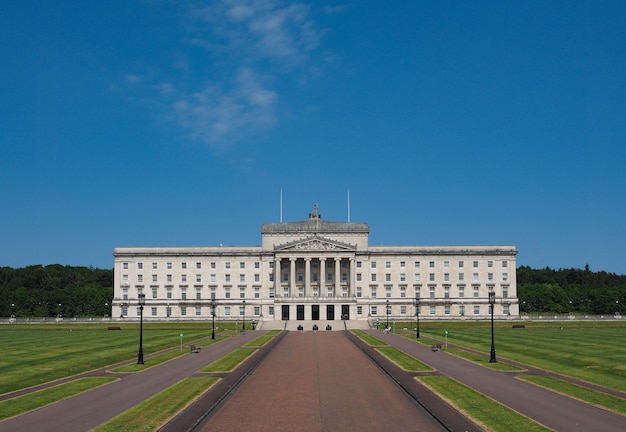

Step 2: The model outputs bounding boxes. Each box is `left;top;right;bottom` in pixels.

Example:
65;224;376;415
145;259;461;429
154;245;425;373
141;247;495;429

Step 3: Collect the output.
373;331;626;432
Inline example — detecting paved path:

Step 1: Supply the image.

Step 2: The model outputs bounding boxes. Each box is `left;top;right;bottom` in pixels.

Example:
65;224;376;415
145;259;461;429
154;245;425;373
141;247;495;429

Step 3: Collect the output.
0;332;262;432
197;331;448;432
374;331;626;432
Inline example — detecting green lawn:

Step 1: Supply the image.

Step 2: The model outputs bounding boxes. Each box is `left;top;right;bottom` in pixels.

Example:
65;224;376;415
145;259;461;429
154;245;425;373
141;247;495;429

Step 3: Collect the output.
395;320;626;392
0;322;221;395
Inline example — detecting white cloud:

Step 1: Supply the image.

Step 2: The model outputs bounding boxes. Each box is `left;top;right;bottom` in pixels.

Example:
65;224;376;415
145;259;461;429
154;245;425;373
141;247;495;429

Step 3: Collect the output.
123;1;328;147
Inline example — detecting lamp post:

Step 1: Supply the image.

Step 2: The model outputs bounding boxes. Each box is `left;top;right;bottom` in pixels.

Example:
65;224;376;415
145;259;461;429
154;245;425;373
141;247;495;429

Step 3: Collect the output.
211;299;216;340
137;293;145;365
386;299;390;328
415;296;421;338
242;300;246;332
489;291;497;363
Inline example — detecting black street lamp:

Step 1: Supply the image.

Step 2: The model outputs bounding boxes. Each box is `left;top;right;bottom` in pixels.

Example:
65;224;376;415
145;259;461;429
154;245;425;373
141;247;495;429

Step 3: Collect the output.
415;296;421;338
211;299;216;340
489;291;497;363
386;299;390;328
242;300;246;332
137;293;145;365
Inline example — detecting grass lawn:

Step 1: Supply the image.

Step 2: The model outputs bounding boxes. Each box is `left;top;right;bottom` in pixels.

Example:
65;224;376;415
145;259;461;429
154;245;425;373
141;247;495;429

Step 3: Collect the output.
376;347;433;371
0;322;223;395
395;320;626;392
201;348;256;373
351;329;388;346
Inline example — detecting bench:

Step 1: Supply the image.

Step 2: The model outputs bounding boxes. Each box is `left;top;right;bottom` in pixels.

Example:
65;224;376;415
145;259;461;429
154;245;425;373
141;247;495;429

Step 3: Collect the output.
107;326;121;330
512;324;526;329
189;344;201;353
431;343;443;352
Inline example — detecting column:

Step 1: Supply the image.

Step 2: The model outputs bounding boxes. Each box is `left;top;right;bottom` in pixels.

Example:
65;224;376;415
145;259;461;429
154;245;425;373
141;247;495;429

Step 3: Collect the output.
274;258;281;294
290;257;296;297
320;258;326;295
305;258;311;297
334;257;341;296
350;258;356;297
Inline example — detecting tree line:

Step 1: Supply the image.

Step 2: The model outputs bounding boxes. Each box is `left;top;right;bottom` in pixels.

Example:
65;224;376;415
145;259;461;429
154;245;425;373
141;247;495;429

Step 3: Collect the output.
0;265;113;318
517;265;626;315
1;264;625;317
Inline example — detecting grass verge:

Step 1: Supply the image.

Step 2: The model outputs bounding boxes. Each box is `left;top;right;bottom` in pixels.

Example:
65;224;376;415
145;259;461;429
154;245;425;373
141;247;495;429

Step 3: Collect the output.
92;377;218;432
351;329;388;346
201;348;256;372
245;330;281;347
0;377;117;421
376;347;433;371
519;375;626;415
418;376;550;432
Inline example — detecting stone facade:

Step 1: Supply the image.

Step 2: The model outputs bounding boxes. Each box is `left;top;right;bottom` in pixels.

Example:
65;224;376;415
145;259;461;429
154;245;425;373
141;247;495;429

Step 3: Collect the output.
112;208;518;322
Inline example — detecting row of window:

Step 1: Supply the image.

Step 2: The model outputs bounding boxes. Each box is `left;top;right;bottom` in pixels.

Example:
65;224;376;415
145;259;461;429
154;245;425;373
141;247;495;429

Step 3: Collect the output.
122;273;262;284
119;303;510;317
122;259;511;271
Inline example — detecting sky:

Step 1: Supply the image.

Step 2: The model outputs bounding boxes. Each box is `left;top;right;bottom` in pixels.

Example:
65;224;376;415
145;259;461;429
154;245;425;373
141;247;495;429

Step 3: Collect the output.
1;1;625;274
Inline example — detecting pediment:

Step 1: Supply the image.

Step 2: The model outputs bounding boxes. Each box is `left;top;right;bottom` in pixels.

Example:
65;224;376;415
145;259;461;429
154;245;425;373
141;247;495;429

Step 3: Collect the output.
275;236;355;251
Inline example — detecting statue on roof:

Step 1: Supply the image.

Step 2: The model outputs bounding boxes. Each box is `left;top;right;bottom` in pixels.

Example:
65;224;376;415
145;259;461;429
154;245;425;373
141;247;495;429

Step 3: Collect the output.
309;204;321;220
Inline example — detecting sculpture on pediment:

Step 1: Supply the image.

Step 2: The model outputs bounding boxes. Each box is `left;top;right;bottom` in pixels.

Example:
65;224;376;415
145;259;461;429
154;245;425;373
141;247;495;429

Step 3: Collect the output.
293;239;337;250
308;204;321;220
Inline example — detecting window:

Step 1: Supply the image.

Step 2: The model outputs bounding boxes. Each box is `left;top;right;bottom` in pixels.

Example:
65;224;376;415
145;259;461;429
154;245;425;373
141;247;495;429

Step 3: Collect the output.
473;286;479;298
444;286;450;298
211;262;216;269
414;273;421;282
503;304;510;315
254;273;260;282
488;261;493;268
444;305;450;315
196;287;202;300
151;307;157;316
195;306;201;316
385;287;391;298
123;262;129;269
269;288;275;298
429;273;435;282
458;261;464;268
255;262;260;269
385;261;391;268
181;306;186;316
196;262;201;269
152;274;158;282
254;287;260;299
240;287;246;298
166;306;171;317
444;273;450;282
474;305;480;315
210;287;216;299
196;274;202;283
138;263;143;269
225;274;231;282
473;261;479;268
371;306;377;315
240;262;245;269
240;274;245;283
167;274;172;282
430;305;436;315
444;261;450;268
182;274;187;282
429;261;435;268
182;262;187;269
356;287;362;297
401;306;407;314
371;261;376;268
371;274;377;282
400;273;406;282
429;286;435;299
151;288;157;299
357;273;362;281
356;261;362;268
459;273;464;281
503;273;509;281
414;261;420;268
357;306;363;315
181;288;187;300
210;274;216;283
225;287;231;299
152;262;157;269
167;262;172;269
503;287;509;299
225;262;231;269
122;288;128;300
239;306;245;316
488;273;494;281
166;287;172;299
269;306;274;315
137;275;143;283
502;260;508;268
458;286;465;298
371;287;377;298
400;261;405;268
225;306;231;316
122;274;128;284
385;273;391;282
254;306;260;316
473;273;479;282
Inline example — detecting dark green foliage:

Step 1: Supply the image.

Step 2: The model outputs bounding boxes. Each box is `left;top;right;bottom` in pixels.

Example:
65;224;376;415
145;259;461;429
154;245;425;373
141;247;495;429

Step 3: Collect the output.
518;265;626;314
0;265;113;318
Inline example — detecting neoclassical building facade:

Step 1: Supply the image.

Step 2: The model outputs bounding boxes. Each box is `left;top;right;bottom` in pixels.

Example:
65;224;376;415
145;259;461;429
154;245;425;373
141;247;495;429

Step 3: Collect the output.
112;207;518;323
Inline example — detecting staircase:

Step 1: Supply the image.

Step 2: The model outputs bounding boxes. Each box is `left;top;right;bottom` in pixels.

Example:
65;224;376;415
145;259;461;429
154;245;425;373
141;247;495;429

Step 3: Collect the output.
257;319;371;331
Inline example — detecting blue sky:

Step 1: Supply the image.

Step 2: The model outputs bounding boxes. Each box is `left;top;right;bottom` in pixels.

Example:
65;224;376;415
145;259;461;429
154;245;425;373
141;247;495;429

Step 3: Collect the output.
1;1;625;273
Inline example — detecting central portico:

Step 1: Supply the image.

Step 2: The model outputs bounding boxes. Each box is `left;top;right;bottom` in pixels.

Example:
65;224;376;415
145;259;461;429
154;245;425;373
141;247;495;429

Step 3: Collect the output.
262;205;368;321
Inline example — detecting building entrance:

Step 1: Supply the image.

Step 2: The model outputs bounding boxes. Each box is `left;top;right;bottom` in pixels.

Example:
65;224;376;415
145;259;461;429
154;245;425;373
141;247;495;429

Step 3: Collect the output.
326;305;335;320
297;305;305;320
312;305;320;320
281;305;290;320
341;304;350;320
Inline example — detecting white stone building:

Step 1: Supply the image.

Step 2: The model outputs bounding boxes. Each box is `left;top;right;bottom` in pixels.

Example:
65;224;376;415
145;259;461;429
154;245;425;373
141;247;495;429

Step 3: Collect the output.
112;207;518;323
